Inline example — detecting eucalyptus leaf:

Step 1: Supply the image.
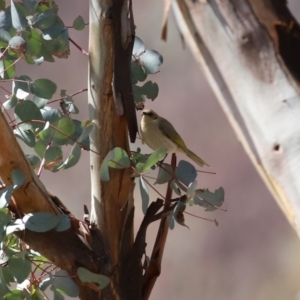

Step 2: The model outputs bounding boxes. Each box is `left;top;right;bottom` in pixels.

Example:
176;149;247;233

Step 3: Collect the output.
0;186;13;208
175;160;197;192
73;15;85;31
194;187;225;211
11;169;25;190
57;143;81;170
23;212;59;232
30;78;57;99
8;251;31;283
52;270;79;297
143;147;167;172
77;267;110;289
139;177;149;214
139;49;163;74
14;100;44;131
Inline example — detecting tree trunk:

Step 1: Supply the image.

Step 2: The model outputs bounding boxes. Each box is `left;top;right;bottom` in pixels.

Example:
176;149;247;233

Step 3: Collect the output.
172;0;300;236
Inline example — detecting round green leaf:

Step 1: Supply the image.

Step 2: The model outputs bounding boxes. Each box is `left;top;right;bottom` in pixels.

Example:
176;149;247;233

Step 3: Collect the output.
8;36;26;53
73;15;85;31
11;169;25;190
143;147;167;172
25;153;41;169
132;36;145;57
23;212;59;232
44;146;62;163
34;139;47;158
33;95;48;108
6;219;25;235
54;215;70;232
2;58;15;79
132;81;159;102
8;251;31;283
14;100;44;131
140;49;163;74
194;187;225;211
52;270;79;297
30;78;57;99
10;0;28;30
77;267;110;289
155;163;173;184
131;60;147;84
32;9;57;30
187;180;197;198
107;147;130;169
3;95;18;110
54;116;75;139
57;143;81;170
13;75;32;95
22;28;43;56
175;160;197;192
14;127;35;147
0;185;13;208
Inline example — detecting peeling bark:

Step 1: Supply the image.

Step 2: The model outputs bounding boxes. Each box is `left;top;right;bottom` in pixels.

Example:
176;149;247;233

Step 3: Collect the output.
172;0;300;235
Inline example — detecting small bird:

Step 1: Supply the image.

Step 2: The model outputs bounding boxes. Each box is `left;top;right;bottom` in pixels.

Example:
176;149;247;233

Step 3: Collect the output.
140;109;210;167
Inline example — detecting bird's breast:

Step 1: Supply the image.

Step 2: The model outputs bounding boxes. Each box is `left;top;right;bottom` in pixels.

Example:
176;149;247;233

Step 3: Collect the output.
141;117;180;153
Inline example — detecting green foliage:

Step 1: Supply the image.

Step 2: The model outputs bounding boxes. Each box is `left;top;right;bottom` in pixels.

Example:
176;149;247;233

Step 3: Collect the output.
73;16;85;31
77;267;110;289
131;37;163;103
101;147;225;224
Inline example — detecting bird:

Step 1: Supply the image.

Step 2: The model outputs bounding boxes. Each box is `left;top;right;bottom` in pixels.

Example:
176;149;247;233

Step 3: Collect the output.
140;109;210;167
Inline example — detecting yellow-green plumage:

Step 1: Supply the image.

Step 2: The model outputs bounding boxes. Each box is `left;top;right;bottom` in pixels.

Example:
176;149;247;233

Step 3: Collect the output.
140;109;210;167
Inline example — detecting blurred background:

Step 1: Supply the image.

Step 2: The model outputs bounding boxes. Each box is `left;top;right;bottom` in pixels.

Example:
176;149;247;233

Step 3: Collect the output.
10;0;300;299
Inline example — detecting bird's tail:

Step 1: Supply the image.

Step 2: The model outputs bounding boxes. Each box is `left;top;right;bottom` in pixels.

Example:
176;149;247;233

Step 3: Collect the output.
185;148;210;167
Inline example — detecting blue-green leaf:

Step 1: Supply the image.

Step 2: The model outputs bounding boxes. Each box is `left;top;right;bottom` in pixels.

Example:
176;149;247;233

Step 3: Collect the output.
14;127;35;147
108;147;130;169
32;9;57;30
0;209;12;235
174;201;188;228
143;147;167;172
139;49;163;74
77;267;110;289
54;215;70;232
187;180;197;198
73;15;85;31
54;116;75;139
30;78;57;99
52;270;79;297
132;37;145;57
3;95;18;110
25;153;41;169
33;96;48;108
44;146;62;163
0;186;13;208
194;187;225;211
155;163;173;184
175;160;197;192
14;100;44;131
132;81;159;102
11;169;25;190
57;143;81;170
8;251;31;283
23;212;59;232
139;177;149;214
11;0;27;30
8;36;26;53
6;219;25;235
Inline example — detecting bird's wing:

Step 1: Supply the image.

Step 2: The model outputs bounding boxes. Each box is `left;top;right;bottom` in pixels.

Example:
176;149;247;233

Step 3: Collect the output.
158;117;187;149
